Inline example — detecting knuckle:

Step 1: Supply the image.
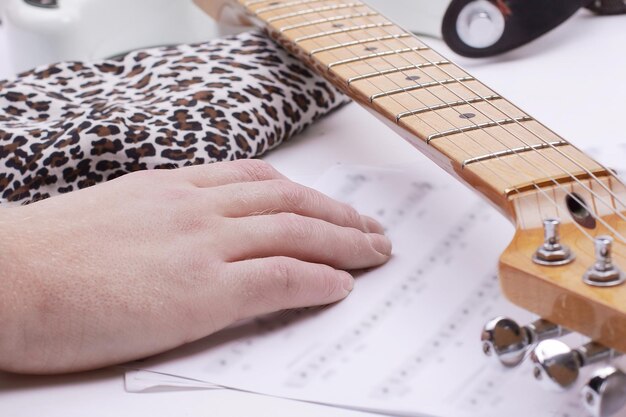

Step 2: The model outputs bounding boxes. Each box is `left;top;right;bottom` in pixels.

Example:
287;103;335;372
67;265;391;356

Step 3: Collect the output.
277;212;313;241
275;181;308;211
320;267;342;300
271;258;300;295
343;205;363;228
235;159;279;181
348;228;369;257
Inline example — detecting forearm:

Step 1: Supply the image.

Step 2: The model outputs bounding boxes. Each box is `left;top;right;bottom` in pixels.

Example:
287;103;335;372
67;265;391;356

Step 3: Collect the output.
0;207;30;372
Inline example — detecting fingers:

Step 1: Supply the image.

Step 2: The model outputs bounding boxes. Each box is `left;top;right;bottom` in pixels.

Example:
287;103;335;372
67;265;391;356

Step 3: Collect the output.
212;179;385;234
177;159;286;188
224;257;355;319
220;213;391;270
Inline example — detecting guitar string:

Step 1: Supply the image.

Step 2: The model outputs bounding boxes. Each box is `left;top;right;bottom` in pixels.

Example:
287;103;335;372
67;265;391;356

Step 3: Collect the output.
249;1;610;246
346;7;626;219
250;3;626;248
329;5;626;243
245;3;608;247
253;0;626;223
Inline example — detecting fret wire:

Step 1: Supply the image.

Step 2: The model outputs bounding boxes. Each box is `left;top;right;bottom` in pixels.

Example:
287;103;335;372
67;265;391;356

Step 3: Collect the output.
266;3;363;23
369;77;474;102
292;15;610;244
348;60;449;84
309;33;411;55
327;46;429;69
462;141;569;167
293;22;393;42
316;10;626;231
426;117;534;143
280;12;378;32
351;24;626;235
332;14;619;244
247;3;620;244
256;0;325;14
383;42;626;224
396;95;501;122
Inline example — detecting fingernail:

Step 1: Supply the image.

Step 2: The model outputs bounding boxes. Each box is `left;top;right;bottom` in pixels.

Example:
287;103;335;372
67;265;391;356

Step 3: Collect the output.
368;233;392;256
361;215;385;234
342;273;355;292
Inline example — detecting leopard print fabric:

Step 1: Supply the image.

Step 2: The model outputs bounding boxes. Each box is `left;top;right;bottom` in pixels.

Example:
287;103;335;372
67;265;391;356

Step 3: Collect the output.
0;31;350;205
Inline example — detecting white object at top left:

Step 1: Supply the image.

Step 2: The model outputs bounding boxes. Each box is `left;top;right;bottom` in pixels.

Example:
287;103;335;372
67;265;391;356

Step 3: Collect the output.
0;0;245;73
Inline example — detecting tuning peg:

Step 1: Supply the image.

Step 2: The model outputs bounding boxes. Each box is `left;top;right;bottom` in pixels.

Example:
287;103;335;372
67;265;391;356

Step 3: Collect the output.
584;236;625;287
532;218;575;266
582;366;626;417
481;317;568;367
530;340;618;390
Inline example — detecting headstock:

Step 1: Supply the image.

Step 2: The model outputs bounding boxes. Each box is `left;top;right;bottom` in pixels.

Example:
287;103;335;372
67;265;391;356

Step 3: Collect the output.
499;175;626;352
485;174;626;417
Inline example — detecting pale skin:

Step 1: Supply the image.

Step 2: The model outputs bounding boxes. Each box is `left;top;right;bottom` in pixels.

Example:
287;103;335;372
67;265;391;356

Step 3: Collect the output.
0;159;391;374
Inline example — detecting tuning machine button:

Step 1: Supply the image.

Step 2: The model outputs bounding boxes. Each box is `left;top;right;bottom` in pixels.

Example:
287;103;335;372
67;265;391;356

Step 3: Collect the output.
481;317;567;367
584;236;625;287
532;219;575;266
531;340;619;390
582;366;626;417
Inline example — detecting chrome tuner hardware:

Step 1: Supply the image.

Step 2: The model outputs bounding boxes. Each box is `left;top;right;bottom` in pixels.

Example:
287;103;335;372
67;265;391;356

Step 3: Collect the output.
582;366;626;417
532;219;575;266
481;317;568;367
531;340;619;390
584;236;625;287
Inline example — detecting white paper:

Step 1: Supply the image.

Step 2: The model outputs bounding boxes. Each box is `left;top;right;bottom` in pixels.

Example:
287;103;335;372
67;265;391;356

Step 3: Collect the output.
124;369;221;392
129;162;615;417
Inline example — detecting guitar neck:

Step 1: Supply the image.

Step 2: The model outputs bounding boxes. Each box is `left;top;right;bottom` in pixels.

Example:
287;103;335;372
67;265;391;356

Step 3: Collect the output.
196;0;610;218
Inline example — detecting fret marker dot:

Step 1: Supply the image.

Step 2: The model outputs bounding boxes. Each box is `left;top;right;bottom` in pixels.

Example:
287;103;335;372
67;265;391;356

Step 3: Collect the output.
364;46;378;52
332;23;345;28
405;75;420;81
460;113;476;119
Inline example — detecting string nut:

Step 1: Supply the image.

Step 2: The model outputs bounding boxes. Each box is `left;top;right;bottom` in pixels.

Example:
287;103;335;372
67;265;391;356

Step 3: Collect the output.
583;236;625;287
532;219;575;266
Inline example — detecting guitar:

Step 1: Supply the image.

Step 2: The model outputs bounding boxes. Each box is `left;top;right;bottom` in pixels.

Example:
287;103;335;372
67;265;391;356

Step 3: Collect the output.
193;0;626;414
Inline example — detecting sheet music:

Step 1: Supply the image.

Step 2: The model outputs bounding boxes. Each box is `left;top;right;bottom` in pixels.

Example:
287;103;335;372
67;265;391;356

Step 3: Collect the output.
131;162;610;417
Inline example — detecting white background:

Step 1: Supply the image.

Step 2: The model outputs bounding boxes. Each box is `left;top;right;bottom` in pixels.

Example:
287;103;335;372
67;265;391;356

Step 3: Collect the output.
1;9;626;417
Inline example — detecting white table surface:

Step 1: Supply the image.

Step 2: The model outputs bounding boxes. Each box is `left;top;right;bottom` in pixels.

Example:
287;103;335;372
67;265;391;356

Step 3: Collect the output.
1;11;626;417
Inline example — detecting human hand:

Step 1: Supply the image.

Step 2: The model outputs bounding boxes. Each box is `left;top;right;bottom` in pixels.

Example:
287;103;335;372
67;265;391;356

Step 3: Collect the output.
0;160;391;374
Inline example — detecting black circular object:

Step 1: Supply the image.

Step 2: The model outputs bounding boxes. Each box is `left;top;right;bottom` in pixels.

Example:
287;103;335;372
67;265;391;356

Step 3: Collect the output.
442;0;589;57
24;0;58;8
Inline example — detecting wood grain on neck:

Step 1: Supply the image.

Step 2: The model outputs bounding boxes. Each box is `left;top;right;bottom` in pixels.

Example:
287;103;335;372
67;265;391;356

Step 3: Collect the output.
195;0;611;218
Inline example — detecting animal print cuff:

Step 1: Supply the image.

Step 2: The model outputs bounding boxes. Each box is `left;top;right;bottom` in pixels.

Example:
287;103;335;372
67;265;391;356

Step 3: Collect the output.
0;31;350;205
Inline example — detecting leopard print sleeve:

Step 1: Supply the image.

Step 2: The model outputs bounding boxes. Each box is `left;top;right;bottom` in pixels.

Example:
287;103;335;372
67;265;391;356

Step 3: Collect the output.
0;31;350;205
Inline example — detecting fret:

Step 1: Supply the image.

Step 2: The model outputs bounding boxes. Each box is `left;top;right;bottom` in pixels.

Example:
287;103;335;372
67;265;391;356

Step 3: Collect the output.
293;22;394;42
310;33;411;55
313;35;427;69
461;141;569;167
255;0;324;14
370;78;497;119
347;60;449;84
266;3;362;23
395;95;501;121
464;148;607;197
369;77;474;102
279;12;378;32
327;46;429;69
426;116;533;143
